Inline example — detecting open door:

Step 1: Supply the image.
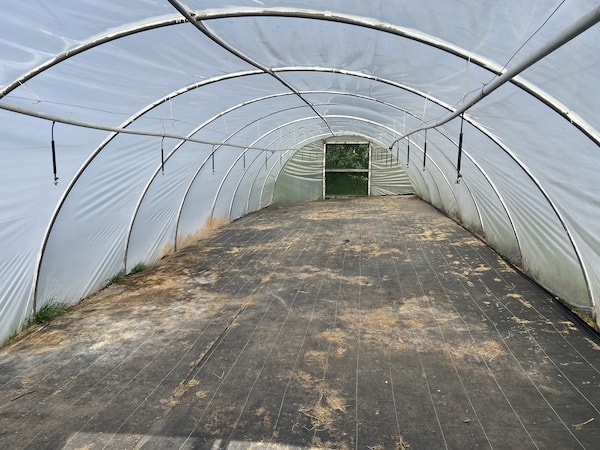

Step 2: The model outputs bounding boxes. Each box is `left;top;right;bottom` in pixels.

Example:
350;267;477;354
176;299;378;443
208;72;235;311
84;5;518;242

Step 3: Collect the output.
324;142;371;197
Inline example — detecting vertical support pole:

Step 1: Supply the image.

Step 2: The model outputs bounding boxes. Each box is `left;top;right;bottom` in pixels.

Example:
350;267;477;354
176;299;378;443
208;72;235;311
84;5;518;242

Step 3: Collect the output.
368;142;372;196
322;141;327;200
406;139;410;167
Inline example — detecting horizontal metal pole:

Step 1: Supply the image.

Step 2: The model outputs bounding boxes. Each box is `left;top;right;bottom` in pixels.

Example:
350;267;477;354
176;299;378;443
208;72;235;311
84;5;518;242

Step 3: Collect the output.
390;4;600;149
0;101;281;152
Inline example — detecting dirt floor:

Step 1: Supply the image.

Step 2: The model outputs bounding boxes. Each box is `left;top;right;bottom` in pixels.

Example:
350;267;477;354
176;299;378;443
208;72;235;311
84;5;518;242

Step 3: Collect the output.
1;196;599;449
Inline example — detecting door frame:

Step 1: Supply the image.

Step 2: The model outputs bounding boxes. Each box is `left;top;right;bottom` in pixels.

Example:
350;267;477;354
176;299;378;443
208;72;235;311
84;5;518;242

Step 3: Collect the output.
322;139;372;199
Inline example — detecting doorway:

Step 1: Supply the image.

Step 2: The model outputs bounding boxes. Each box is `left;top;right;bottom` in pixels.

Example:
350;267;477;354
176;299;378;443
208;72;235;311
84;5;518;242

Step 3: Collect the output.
324;142;370;197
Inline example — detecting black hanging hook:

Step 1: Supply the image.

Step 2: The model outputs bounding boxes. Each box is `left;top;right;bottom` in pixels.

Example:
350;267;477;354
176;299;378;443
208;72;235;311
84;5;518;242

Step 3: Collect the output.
161;136;165;175
456;113;465;183
51;121;59;185
422;129;428;171
211;145;215;174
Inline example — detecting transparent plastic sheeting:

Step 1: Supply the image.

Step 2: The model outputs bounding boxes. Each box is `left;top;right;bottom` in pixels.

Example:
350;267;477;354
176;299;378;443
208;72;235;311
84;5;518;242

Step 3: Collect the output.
0;0;599;341
370;147;415;196
272;141;324;205
272;140;415;203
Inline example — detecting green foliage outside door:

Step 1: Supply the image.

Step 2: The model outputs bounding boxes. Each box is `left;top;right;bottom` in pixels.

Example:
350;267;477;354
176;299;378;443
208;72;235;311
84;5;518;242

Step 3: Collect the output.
325;143;370;197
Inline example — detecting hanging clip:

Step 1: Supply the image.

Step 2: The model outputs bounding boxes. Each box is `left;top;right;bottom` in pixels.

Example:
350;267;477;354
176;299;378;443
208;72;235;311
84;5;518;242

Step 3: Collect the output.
51;121;59;185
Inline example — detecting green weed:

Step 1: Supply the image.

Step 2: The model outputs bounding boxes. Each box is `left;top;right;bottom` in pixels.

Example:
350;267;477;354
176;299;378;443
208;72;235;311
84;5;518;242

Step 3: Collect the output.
6;300;69;342
129;262;148;274
34;300;69;323
105;270;126;287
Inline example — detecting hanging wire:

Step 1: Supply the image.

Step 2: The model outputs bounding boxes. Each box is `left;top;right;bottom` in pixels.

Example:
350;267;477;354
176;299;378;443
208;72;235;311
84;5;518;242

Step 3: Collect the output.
406;139;410;167
472;0;570;100
388;3;600;152
462;57;471;101
497;0;568;76
427;0;569;126
50;121;59;185
18;80;40;103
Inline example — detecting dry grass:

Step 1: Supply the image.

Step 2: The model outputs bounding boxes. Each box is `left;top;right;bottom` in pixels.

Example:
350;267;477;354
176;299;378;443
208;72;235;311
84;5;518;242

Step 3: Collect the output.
293;370;347;435
304;350;327;364
167;379;199;408
395;435;411;449
584;337;600;351
507;292;533;309
449;339;506;362
176;215;230;250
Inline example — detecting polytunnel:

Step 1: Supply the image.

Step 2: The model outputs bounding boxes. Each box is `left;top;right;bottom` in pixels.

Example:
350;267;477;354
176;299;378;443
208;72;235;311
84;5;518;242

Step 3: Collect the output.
1;2;600;341
4;2;600;448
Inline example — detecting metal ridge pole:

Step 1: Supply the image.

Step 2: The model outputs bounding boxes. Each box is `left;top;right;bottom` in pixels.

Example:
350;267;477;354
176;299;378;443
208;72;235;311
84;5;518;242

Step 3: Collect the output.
166;0;335;136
